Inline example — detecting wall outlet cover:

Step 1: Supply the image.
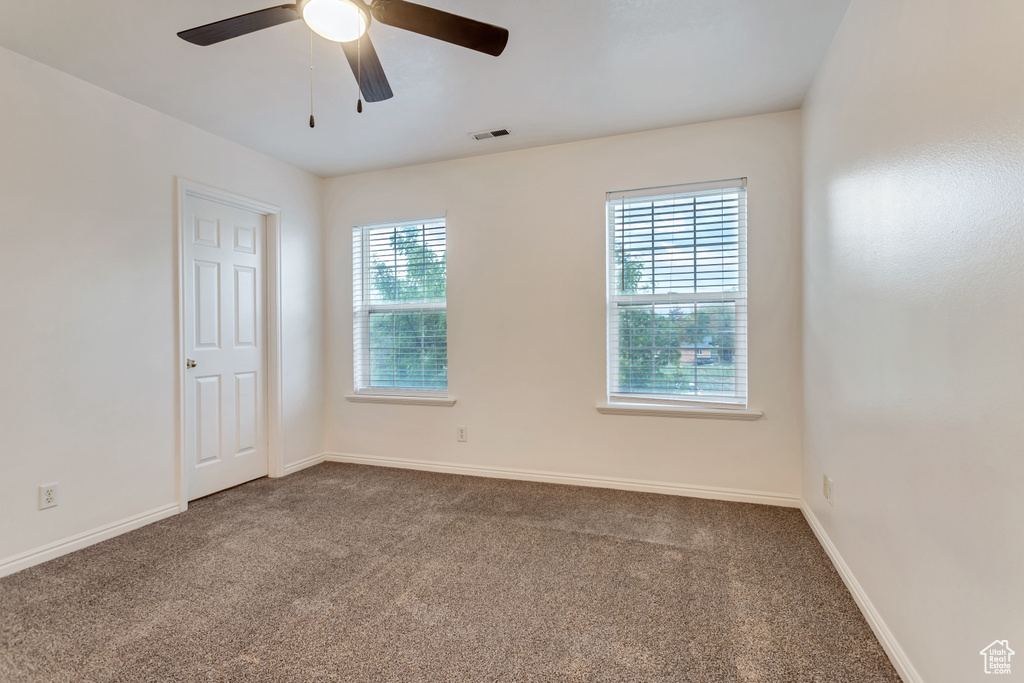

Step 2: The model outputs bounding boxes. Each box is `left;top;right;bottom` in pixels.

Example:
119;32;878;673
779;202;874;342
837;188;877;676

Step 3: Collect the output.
39;482;59;510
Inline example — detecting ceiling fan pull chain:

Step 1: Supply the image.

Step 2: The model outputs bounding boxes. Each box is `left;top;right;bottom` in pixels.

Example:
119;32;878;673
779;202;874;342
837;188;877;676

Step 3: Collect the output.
309;29;315;128
356;34;363;113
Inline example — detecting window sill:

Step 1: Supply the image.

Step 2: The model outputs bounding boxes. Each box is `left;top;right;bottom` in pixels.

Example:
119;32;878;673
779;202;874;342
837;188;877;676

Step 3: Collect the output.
346;394;456;407
596;402;762;420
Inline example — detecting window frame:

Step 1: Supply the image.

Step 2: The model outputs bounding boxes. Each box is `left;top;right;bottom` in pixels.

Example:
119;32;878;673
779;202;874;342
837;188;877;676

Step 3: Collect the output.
352;217;449;398
605;179;748;410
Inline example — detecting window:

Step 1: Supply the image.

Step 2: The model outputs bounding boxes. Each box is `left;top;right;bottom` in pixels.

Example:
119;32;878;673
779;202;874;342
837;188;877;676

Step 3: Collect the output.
607;179;747;407
353;219;447;395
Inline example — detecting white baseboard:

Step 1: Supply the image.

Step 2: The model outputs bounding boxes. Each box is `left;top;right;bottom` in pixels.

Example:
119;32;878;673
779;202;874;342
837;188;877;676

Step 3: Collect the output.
283;453;328;475
0;503;180;579
322;452;800;508
800;502;921;683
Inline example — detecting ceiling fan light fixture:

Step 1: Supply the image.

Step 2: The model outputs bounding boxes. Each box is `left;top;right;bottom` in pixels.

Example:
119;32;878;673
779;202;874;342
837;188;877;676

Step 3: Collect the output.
302;0;368;43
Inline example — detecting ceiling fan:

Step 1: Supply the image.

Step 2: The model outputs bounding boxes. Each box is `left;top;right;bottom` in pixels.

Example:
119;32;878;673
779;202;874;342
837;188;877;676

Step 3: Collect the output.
178;0;509;109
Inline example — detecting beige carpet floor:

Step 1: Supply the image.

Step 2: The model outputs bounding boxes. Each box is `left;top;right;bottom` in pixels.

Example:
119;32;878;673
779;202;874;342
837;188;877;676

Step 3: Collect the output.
0;463;899;682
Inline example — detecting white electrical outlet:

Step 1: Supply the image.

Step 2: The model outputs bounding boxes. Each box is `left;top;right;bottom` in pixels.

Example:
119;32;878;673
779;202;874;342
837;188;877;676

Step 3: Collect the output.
457;426;468;442
822;475;834;506
39;483;59;510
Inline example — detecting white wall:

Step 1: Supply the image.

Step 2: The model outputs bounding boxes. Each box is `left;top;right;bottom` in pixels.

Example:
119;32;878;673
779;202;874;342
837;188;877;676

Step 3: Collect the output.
323;111;804;497
0;47;324;563
802;1;1024;681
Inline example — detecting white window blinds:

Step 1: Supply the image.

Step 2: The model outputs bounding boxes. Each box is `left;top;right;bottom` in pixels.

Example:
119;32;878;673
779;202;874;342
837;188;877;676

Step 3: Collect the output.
607;179;747;407
353;219;447;394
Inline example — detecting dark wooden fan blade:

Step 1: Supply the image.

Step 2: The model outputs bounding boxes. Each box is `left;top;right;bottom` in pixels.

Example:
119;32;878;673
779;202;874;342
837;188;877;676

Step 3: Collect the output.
370;0;508;56
178;5;300;46
341;34;394;102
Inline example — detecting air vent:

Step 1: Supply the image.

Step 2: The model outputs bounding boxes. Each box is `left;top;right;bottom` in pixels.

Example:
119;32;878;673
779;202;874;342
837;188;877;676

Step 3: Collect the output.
470;128;512;141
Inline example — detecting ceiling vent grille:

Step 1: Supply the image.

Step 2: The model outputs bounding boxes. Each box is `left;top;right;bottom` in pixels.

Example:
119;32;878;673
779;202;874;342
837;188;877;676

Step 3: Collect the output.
471;128;512;140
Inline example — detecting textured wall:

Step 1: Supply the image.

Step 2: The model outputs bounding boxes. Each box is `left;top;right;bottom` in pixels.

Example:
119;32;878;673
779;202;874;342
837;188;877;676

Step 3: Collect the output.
324;111;804;498
802;1;1024;680
0;47;325;563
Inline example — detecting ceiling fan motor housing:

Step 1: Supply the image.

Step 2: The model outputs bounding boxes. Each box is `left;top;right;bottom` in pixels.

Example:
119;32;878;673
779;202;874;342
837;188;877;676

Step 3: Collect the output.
299;0;373;43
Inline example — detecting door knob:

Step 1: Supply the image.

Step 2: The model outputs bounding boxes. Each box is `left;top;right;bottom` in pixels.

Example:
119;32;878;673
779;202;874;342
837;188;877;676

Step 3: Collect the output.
186;359;197;369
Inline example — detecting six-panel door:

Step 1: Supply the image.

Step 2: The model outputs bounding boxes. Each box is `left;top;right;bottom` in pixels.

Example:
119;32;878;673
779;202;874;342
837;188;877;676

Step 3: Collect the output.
183;195;268;500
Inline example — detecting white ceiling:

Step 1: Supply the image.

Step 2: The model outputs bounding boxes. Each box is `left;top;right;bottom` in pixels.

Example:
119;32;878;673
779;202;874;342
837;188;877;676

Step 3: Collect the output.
0;0;850;177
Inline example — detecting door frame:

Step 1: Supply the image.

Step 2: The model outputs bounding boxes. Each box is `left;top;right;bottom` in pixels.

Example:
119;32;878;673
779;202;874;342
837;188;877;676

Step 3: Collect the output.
175;178;284;512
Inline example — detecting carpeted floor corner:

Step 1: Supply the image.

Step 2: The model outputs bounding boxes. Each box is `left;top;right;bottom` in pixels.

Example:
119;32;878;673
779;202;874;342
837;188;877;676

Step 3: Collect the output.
0;463;900;682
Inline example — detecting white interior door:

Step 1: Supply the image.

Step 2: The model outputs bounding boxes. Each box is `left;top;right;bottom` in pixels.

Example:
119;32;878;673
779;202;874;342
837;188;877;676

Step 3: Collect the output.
183;195;268;500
